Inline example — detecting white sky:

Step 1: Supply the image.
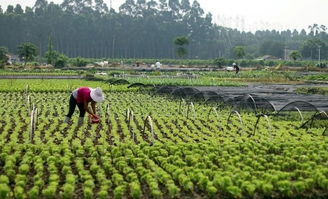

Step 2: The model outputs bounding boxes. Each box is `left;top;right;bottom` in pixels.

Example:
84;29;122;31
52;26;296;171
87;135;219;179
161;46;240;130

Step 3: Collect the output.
1;0;327;32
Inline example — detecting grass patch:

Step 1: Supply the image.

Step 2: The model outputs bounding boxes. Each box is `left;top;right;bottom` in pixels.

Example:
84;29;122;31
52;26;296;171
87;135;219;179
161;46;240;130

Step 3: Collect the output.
296;87;328;95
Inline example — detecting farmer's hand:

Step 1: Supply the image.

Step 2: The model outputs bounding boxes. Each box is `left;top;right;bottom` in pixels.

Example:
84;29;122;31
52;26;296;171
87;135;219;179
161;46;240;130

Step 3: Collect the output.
91;114;100;119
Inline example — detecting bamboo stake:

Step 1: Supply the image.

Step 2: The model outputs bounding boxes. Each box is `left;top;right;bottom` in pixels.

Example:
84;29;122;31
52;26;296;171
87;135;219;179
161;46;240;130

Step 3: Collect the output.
143;115;155;144
30;108;35;143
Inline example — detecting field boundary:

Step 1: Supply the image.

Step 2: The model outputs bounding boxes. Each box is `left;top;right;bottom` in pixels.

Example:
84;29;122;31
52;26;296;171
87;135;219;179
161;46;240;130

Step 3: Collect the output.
0;75;84;79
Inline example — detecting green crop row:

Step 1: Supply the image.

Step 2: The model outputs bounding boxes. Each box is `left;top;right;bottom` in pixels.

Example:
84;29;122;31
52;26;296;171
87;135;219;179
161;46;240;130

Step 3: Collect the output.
0;90;327;198
2;70;327;87
0;140;327;199
0;69;79;76
0;79;137;92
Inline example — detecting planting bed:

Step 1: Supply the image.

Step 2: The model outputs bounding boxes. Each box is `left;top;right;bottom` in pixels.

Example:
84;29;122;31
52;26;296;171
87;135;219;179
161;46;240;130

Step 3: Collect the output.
0;86;327;198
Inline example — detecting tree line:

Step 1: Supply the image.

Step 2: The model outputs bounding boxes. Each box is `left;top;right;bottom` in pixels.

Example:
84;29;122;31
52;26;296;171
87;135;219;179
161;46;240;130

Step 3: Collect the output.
0;0;327;61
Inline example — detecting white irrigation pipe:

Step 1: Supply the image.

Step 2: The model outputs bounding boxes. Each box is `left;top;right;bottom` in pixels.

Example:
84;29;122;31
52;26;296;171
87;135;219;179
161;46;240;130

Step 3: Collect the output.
125;109;134;138
254;114;273;136
248;94;258;114
187;102;196;119
30;108;34;142
227;110;244;133
25;84;29;96
106;104;110;124
319;111;328;118
178;98;186;114
263;115;273;135
34;108;38;131
30;105;38;143
126;108;130;122
227;111;243;126
294;107;304;123
207;107;219;121
27;95;31;115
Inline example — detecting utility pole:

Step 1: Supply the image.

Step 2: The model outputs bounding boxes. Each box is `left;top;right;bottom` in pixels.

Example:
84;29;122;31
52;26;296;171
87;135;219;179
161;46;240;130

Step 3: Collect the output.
318;45;321;64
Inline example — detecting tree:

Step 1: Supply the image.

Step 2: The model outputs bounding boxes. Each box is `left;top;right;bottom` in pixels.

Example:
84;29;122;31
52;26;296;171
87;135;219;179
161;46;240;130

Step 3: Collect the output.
34;0;49;15
14;4;24;15
301;38;327;60
5;5;14;14
17;42;38;66
181;0;191;12
54;53;69;68
289;51;301;61
213;57;226;68
259;41;284;58
233;46;246;59
94;0;109;15
0;46;9;68
61;0;98;15
34;0;49;9
45;35;56;65
119;0;137;16
44;35;68;68
174;36;189;58
0;0;326;60
308;24;320;37
25;6;34;15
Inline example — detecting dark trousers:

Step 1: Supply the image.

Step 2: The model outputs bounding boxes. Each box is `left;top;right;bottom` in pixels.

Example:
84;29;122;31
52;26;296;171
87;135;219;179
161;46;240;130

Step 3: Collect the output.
66;94;86;118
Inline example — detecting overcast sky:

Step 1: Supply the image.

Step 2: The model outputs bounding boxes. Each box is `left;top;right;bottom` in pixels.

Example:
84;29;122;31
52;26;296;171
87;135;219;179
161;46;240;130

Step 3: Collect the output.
1;0;327;32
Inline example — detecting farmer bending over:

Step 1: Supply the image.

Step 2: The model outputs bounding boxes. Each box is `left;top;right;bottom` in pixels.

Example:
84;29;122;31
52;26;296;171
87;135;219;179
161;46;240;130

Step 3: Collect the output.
232;63;240;74
64;87;105;126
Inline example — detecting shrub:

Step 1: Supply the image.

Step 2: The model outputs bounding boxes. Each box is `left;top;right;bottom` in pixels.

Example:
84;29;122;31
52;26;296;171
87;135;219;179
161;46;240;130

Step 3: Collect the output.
55;54;68;68
213;57;226;68
70;57;89;67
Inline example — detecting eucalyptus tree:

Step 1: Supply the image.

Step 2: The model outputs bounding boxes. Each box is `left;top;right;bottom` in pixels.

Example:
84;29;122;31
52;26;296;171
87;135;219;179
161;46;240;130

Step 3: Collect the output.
181;0;191;13
292;29;299;38
301;38;327;60
5;5;14;14
94;0;109;15
61;0;85;14
119;0;137;16
168;0;182;19
34;0;48;16
45;35;56;65
0;0;327;60
14;4;24;15
259;40;284;58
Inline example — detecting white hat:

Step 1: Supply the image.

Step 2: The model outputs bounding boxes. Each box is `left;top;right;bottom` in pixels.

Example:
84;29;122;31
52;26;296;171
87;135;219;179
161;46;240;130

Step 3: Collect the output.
232;63;236;66
90;87;105;102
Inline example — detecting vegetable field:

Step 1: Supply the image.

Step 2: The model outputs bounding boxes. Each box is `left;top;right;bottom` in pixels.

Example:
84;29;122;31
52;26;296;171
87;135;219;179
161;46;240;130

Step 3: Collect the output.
0;84;328;198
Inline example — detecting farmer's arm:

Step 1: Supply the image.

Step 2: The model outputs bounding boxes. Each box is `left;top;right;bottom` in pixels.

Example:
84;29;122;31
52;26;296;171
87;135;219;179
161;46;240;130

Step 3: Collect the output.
91;101;97;115
83;101;95;115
